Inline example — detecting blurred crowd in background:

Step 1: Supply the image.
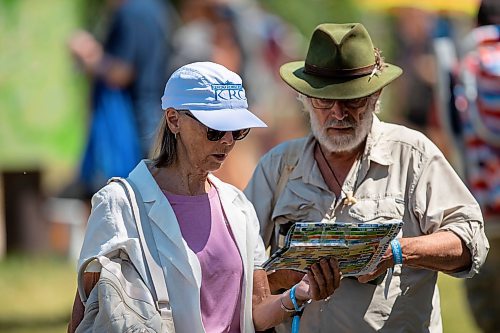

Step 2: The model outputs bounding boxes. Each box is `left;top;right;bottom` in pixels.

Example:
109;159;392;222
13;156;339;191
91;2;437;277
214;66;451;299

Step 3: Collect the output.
0;0;498;331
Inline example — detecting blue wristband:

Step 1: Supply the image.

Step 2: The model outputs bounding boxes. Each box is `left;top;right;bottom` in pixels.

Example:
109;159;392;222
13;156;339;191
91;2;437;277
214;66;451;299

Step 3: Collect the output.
290;285;300;311
390;239;403;265
290;285;302;333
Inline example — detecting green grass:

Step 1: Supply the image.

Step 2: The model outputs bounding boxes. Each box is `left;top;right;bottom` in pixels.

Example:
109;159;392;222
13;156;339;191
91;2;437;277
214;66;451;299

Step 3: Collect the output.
438;273;481;333
0;256;482;333
0;256;77;333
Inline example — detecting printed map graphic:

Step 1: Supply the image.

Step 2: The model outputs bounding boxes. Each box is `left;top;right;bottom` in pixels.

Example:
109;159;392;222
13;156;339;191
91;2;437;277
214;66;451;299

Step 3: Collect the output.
263;221;403;276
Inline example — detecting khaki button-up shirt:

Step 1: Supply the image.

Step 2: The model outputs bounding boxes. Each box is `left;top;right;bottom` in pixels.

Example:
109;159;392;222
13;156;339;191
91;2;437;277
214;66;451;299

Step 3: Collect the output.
245;116;489;333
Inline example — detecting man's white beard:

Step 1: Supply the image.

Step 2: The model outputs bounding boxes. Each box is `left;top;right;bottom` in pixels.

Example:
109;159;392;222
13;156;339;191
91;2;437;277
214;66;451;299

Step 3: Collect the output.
310;106;373;153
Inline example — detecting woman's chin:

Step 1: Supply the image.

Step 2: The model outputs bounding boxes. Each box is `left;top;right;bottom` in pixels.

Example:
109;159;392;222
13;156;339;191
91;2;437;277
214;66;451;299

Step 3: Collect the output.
205;161;225;173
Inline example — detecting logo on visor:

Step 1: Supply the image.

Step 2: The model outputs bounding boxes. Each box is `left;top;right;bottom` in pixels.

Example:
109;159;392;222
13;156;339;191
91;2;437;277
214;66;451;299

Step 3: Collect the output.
212;82;245;101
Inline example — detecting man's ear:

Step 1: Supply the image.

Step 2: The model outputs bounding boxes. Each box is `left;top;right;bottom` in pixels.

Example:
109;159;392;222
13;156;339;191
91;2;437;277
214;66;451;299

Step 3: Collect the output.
165;108;180;134
368;89;383;107
373;89;383;99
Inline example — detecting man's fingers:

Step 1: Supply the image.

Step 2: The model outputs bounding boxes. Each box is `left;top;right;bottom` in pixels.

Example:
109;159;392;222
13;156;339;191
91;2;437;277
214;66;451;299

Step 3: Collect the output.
319;258;335;295
308;258;342;300
357;257;393;283
331;258;341;290
306;269;319;299
358;265;386;283
357;272;374;284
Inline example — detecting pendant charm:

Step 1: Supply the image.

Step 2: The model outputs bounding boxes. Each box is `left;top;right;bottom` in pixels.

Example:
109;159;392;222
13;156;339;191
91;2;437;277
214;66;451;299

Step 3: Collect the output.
344;191;357;205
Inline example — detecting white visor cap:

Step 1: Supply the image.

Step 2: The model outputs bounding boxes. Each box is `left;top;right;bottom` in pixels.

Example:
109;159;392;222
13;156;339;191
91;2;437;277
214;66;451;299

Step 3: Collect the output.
161;62;267;131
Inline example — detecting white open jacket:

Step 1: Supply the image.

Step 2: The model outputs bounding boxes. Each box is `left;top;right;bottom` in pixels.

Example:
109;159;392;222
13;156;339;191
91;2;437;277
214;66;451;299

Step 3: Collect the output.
78;160;267;332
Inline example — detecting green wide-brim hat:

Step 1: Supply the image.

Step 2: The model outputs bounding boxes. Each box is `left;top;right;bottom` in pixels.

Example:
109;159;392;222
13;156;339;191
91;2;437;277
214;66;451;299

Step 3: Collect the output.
280;23;403;99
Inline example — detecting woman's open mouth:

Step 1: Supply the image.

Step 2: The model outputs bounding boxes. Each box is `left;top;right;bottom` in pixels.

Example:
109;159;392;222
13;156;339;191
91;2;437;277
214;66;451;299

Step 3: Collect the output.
212;153;227;162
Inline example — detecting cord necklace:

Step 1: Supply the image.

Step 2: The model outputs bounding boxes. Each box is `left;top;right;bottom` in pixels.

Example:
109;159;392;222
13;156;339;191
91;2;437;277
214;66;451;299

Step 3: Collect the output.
317;143;358;206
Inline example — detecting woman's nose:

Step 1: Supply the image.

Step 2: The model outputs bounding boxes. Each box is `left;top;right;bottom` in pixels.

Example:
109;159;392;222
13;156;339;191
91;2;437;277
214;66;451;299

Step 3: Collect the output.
219;131;235;145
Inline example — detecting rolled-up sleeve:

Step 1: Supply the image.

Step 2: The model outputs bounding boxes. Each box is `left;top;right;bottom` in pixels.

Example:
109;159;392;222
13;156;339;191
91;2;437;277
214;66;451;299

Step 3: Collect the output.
412;152;490;278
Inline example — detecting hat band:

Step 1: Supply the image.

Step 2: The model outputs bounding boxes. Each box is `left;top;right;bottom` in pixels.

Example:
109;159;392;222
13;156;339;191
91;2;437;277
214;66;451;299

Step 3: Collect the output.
304;63;375;78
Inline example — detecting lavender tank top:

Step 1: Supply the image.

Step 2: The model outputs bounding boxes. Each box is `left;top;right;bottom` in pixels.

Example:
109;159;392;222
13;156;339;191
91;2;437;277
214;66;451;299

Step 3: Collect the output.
164;186;243;333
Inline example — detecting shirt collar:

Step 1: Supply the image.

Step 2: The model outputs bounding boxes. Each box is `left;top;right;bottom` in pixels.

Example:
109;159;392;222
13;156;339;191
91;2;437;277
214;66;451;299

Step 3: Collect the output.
292;115;393;188
364;115;394;167
128;160;239;203
128;160;162;202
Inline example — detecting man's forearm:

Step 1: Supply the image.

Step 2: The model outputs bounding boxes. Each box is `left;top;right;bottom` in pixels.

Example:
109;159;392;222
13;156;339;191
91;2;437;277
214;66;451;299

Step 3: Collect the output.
401;231;472;273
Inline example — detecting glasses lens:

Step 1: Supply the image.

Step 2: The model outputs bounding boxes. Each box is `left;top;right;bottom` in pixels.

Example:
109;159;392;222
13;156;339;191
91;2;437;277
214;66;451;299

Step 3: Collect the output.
311;98;335;109
179;111;250;141
207;128;226;141
342;97;369;109
232;128;251;140
310;97;370;110
207;128;251;141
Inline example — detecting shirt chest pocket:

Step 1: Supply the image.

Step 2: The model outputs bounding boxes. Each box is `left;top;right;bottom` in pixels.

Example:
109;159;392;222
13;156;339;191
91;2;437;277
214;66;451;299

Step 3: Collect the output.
348;196;405;222
271;180;331;224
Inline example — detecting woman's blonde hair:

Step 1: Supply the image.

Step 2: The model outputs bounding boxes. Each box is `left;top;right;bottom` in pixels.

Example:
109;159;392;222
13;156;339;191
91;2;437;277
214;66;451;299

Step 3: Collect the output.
150;113;177;168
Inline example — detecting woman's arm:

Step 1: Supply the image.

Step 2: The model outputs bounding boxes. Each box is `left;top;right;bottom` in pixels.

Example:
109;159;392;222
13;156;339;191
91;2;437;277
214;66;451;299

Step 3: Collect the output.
67;272;100;333
252;258;341;331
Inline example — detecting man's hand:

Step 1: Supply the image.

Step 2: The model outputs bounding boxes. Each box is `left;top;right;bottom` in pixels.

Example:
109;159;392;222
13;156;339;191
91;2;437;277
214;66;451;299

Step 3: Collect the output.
295;257;341;301
357;246;393;283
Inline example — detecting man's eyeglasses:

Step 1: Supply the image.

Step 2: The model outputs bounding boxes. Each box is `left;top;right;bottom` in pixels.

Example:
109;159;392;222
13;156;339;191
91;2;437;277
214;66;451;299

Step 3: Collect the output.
180;111;251;141
310;96;369;110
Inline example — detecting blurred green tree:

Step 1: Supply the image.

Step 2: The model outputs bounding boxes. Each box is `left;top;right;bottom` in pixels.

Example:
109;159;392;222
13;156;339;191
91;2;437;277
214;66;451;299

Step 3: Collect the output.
0;0;87;191
259;0;361;36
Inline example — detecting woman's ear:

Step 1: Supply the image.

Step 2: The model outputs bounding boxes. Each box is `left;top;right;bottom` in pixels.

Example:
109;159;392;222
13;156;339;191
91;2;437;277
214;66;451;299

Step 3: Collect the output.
165;108;180;134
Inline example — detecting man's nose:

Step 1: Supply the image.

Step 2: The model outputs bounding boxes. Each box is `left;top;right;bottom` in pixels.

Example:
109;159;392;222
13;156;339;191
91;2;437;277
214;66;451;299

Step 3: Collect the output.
329;103;347;120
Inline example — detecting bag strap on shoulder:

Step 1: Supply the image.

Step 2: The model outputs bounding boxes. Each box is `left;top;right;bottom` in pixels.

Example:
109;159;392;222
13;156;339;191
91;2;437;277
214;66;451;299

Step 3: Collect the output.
109;177;171;317
77;256;99;304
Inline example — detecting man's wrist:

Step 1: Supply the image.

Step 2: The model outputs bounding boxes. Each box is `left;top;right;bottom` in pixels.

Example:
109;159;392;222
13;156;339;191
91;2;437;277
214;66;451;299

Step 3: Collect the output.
390;239;403;265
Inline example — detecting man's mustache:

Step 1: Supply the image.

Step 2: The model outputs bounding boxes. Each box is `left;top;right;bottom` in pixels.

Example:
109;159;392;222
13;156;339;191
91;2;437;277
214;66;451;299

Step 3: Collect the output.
326;118;356;128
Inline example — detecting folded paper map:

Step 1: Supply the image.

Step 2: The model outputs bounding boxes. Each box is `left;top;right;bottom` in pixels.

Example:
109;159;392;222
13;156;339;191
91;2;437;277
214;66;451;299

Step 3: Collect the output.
263;221;403;276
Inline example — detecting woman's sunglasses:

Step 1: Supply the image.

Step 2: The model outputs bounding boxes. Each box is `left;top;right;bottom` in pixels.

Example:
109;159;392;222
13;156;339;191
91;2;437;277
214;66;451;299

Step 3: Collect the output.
180;111;251;141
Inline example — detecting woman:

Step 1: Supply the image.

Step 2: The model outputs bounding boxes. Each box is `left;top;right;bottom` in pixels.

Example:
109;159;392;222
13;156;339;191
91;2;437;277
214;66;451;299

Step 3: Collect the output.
69;62;341;332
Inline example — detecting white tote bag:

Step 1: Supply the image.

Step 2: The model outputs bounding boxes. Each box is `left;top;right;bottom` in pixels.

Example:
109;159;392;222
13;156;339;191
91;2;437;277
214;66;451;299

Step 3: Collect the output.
76;178;175;333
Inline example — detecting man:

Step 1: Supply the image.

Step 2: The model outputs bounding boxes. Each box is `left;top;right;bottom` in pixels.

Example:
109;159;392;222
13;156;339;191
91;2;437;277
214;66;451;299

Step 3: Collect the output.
244;23;489;332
